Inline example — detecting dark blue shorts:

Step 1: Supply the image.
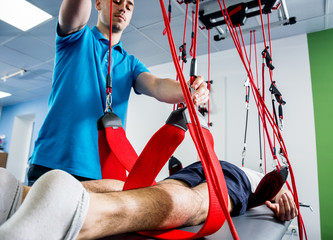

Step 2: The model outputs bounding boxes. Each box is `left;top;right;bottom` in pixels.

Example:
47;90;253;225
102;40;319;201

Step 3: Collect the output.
166;160;252;216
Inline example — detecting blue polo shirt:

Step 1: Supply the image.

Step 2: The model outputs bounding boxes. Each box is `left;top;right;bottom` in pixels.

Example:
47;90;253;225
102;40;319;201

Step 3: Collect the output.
30;25;149;179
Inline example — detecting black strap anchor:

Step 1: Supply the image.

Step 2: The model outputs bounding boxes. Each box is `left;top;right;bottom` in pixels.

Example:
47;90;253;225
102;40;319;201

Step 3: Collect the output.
262;47;275;70
179;43;187;63
269;82;286;130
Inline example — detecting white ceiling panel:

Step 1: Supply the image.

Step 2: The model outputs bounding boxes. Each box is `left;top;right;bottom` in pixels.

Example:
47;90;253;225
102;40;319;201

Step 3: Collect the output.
0;0;331;107
27;0;62;17
138;14;216;57
29;18;58;45
4;34;55;62
288;0;325;20
0;61;17;75
122;29;167;58
140;51;174;67
0;46;42;71
0;21;22;45
2;77;48;91
131;0;183;29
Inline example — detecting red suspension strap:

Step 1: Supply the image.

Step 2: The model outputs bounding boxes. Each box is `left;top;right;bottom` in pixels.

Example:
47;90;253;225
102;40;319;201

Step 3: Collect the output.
155;0;240;239
189;10;195;57
98;112;138;181
106;0;113;97
180;2;189;67
207;28;211;127
174;1;189;111
217;0;307;239
99;1;304;239
98;1;138;179
162;0;172;36
99;1;236;239
98;0;136;181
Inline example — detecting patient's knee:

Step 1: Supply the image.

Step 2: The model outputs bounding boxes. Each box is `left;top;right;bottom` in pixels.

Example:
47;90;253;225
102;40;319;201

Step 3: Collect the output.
184;185;208;226
158;181;208;226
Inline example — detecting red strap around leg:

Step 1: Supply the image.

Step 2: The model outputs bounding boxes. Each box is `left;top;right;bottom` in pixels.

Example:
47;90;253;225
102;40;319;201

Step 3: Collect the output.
137;125;229;239
187;124;229;238
123;124;186;190
98;110;236;239
201;127;239;240
98;127;138;181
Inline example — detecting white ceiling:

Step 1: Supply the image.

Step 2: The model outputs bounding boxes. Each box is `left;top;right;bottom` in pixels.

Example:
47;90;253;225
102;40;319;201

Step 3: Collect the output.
0;0;332;107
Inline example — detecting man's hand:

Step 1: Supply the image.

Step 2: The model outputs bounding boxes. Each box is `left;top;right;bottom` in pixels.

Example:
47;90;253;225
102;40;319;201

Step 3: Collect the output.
189;76;209;106
135;72;209;106
265;189;298;221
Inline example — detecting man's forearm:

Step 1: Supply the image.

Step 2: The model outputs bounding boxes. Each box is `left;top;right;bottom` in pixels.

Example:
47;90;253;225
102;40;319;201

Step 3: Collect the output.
154;77;185;104
152;76;209;106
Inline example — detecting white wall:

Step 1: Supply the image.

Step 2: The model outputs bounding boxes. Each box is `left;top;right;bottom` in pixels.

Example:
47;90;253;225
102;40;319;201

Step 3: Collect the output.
126;34;320;239
6;114;35;182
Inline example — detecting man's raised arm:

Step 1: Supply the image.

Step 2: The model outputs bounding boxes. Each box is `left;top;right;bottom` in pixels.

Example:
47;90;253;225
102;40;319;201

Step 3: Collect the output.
58;0;92;36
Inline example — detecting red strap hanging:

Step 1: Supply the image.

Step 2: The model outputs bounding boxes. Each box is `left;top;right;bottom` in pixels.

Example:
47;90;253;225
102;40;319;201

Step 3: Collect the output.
100;0;239;237
162;0;172;35
207;28;211;127
106;0;113;96
174;2;189;110
217;0;306;239
158;0;239;239
189;11;195;57
97;112;138;180
99;2;234;238
99;1;306;239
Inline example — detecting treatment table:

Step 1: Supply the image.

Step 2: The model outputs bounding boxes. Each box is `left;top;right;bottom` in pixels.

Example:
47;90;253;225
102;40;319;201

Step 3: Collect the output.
102;205;291;240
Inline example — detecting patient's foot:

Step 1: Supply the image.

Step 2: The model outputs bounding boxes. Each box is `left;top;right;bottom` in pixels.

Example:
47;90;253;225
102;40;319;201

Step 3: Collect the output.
0;168;23;226
247;166;288;209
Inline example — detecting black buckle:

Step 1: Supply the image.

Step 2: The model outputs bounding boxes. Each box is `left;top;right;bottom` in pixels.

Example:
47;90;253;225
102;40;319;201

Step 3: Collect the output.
179;43;187;63
97;111;123;130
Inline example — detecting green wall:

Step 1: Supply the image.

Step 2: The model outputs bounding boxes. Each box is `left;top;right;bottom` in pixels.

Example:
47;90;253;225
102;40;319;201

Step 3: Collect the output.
308;28;333;240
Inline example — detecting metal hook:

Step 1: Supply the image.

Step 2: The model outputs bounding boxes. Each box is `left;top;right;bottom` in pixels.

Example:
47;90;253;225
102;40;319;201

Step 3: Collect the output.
279;118;284;130
105;93;113;113
241;145;246;166
279;149;288;166
299;202;314;212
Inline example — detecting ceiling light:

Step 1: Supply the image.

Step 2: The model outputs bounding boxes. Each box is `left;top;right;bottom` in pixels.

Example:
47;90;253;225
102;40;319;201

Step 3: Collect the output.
0;91;11;99
0;0;52;31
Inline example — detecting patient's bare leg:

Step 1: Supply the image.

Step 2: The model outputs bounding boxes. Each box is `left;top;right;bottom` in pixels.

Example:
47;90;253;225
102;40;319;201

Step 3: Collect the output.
81;179;125;193
21;178;125;203
78;180;233;239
